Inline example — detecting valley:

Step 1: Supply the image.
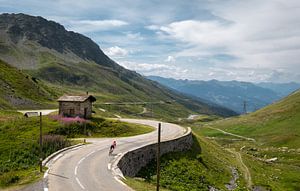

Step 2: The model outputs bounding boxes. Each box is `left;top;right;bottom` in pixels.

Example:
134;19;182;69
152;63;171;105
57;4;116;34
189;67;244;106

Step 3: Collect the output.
148;76;300;113
0;12;299;191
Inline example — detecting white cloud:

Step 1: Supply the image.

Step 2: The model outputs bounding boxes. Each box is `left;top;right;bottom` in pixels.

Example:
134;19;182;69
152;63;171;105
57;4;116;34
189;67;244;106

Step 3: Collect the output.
165;56;176;62
118;61;188;78
68;19;128;33
3;0;300;82
145;25;160;30
159;20;233;47
104;46;128;57
149;0;300;82
125;32;144;40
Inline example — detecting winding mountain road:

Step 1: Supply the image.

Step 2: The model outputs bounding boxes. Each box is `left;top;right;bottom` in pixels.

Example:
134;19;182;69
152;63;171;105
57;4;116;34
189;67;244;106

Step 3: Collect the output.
44;119;186;191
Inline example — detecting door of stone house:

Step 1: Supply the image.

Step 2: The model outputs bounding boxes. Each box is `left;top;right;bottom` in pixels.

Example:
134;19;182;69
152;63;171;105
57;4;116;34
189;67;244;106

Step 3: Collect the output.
70;109;75;116
84;108;87;118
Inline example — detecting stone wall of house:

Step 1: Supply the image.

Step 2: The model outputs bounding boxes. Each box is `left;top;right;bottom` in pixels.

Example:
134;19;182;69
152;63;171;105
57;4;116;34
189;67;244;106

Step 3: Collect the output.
117;127;193;177
58;100;92;118
59;101;80;116
80;100;92;118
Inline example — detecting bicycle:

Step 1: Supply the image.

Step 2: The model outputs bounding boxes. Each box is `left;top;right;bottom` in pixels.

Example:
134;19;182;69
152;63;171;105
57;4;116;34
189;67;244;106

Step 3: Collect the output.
109;146;114;155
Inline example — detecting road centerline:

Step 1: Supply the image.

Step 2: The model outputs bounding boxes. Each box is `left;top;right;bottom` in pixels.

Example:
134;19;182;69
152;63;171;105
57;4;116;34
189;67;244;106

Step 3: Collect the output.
76;177;85;190
74;165;78;175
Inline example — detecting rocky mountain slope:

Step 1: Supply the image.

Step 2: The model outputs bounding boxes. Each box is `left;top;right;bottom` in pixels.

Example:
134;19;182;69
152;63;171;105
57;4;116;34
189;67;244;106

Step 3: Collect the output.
0;13;236;118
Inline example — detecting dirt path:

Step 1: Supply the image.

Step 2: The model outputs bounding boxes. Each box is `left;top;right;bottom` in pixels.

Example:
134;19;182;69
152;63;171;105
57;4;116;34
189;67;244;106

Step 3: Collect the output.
139;107;147;114
226;148;253;189
207;126;255;142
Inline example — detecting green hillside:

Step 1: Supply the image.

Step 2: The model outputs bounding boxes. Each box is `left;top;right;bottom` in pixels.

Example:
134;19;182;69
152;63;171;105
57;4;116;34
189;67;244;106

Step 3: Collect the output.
0;13;236;119
0;59;59;109
207;89;300;148
129;90;300;190
194;90;300;190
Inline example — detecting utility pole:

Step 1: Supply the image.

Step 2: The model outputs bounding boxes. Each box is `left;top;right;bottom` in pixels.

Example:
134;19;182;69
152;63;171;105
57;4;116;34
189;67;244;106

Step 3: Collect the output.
39;112;43;173
243;101;247;114
156;123;161;191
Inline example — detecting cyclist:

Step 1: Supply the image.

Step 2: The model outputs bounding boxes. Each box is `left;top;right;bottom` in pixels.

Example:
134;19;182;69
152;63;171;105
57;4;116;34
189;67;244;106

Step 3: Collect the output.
109;140;117;155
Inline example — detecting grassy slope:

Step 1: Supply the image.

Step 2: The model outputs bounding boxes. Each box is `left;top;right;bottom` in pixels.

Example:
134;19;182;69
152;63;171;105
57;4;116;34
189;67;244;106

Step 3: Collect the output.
127;91;300;191
209;89;300;148
0;59;60;109
196;90;300;190
0;111;153;188
127;135;248;191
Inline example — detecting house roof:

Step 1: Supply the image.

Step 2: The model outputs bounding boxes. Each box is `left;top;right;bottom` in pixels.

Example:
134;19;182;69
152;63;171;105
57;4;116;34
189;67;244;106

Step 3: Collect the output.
57;95;96;102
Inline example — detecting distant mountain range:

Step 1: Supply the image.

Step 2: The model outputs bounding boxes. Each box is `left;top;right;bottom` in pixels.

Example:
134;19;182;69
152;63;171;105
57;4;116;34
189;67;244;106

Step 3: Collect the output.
256;82;300;97
147;76;300;113
0;13;236;118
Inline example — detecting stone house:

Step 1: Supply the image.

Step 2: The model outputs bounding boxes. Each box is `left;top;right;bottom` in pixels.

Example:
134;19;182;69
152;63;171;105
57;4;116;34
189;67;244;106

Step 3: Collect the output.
58;95;96;118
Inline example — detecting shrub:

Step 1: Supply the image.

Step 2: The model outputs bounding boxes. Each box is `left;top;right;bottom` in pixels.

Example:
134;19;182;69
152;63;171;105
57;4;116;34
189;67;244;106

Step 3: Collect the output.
0;171;20;186
42;134;70;157
49;115;88;125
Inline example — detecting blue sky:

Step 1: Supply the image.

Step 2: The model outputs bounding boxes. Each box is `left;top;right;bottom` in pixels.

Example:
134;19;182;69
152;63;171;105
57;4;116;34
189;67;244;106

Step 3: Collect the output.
1;0;300;82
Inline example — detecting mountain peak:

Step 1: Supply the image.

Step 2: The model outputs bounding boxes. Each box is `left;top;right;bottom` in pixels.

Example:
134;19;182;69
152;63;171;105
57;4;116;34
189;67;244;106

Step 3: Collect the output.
0;13;120;69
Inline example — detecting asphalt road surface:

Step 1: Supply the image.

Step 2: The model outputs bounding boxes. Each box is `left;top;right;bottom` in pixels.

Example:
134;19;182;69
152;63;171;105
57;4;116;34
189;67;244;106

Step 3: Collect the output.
44;119;186;191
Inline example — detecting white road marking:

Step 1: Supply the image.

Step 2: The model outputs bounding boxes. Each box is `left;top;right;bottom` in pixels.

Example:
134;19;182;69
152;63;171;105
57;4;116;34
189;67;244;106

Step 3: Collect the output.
76;177;85;190
107;163;111;170
52;153;63;162
78;157;86;164
75;165;78;175
43;169;49;179
44;188;49;191
86;150;96;157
